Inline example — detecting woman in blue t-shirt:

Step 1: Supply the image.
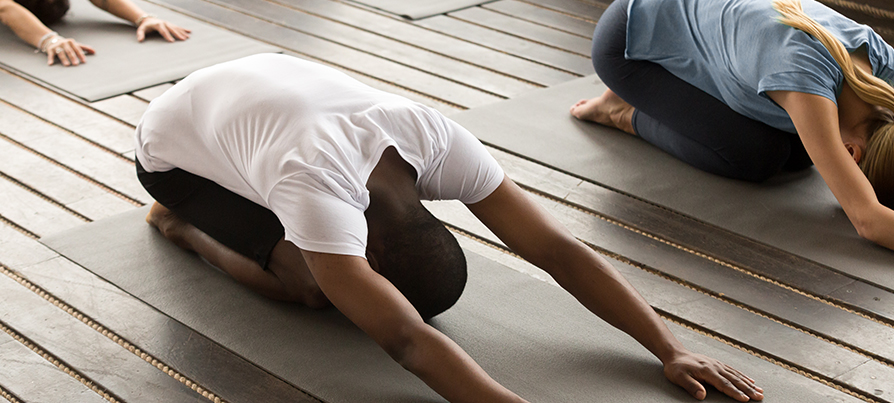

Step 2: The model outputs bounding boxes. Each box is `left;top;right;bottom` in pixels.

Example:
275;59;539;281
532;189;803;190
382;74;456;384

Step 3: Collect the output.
572;0;894;251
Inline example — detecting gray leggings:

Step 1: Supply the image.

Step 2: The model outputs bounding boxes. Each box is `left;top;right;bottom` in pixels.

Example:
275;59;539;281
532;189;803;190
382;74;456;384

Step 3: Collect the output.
591;0;812;182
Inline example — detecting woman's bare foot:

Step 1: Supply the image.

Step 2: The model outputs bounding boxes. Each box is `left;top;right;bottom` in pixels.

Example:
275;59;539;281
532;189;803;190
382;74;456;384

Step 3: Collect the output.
570;89;636;135
145;202;195;251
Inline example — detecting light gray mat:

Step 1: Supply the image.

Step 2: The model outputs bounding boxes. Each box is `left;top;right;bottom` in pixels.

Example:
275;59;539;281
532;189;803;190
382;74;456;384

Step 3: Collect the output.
346;0;497;19
451;75;894;291
41;207;856;403
0;0;280;101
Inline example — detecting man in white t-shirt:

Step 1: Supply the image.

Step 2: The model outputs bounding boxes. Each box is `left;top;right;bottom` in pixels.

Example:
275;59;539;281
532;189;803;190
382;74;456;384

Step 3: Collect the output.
136;54;763;403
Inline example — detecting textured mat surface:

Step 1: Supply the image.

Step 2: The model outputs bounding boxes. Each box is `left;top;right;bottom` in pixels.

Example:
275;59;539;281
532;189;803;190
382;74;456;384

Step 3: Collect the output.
0;0;279;101
451;75;894;290
346;0;497;19
41;207;858;403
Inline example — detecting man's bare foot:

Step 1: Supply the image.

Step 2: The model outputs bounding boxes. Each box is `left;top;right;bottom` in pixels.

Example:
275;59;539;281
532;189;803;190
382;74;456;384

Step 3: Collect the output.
146;202;195;251
570;89;636;135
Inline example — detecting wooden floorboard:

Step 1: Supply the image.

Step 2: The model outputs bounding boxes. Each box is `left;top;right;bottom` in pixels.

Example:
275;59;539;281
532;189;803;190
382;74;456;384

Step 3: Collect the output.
0;274;208;403
0;138;134;221
272;0;577;86
522;0;606;22
0;332;107;403
0;103;150;204
415;15;594;75
0;0;891;400
212;0;537;98
90;94;149;127
0;71;135;155
150;0;502;108
132;83;176;102
448;7;593;56
483;0;598;37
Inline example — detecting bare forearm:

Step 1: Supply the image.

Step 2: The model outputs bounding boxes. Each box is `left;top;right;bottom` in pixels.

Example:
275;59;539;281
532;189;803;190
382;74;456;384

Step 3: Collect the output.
0;0;52;46
548;243;684;364
89;0;145;24
858;203;894;251
400;325;528;403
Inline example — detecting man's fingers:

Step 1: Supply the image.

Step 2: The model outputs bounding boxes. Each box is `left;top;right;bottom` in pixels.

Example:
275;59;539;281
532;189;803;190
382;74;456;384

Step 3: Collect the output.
677;373;707;401
702;369;751;402
136;26;146;42
722;369;763;401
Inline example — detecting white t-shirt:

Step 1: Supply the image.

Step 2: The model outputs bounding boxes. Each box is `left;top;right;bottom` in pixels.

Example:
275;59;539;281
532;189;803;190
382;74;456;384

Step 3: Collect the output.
135;54;504;257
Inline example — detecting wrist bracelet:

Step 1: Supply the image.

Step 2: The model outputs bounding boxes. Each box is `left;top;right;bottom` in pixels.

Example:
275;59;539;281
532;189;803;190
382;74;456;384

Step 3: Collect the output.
35;31;57;53
134;14;156;26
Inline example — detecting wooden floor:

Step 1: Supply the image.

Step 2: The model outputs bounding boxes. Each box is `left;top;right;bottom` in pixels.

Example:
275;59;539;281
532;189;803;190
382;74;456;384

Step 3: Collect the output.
1;0;894;402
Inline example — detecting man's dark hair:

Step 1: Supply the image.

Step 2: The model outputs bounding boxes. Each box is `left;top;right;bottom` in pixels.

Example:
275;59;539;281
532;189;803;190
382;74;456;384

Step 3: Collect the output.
15;0;69;25
375;206;467;321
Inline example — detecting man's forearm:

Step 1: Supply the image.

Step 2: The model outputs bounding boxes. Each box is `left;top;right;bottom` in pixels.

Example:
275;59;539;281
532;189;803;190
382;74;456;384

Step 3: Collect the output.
398;324;528;403
547;241;685;364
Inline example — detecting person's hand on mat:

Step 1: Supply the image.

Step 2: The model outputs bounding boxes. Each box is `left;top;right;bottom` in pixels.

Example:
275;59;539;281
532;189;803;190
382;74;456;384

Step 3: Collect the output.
135;16;190;43
45;36;96;67
663;351;763;401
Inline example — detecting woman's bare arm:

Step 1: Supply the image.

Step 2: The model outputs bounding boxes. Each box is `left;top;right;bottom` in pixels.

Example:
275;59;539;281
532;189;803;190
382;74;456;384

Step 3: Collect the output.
0;0;52;46
87;0;189;42
768;90;894;250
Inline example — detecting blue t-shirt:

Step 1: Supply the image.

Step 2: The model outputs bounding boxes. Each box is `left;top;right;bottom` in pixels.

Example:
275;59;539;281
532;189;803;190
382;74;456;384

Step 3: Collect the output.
626;0;894;133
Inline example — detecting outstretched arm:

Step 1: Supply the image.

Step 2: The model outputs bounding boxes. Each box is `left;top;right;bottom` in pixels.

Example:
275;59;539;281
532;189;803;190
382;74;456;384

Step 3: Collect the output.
768;90;894;250
468;177;763;402
87;0;189;42
0;0;94;66
301;251;529;403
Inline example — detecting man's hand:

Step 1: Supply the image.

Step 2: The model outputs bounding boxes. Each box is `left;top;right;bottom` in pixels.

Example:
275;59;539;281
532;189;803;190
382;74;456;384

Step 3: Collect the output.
663;351;763;401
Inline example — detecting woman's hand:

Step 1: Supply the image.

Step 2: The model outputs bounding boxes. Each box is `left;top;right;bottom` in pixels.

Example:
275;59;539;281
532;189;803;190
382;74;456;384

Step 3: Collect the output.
135;16;190;42
663;351;763;401
44;36;96;67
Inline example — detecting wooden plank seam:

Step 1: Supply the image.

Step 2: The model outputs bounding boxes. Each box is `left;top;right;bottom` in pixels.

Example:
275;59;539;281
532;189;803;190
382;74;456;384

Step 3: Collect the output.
0;172;92;223
0;213;39;240
516;182;894;330
445;13;591;57
0;384;24;403
0;133;144;207
445;226;882;403
479;6;593;39
0;318;122;403
0;100;133;162
0;264;229;403
515;0;605;23
446;226;881;402
257;0;550;88
140;0;469;110
199;0;511;100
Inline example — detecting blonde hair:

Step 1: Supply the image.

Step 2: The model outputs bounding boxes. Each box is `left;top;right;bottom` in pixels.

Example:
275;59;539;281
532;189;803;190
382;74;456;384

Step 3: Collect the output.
774;0;894;207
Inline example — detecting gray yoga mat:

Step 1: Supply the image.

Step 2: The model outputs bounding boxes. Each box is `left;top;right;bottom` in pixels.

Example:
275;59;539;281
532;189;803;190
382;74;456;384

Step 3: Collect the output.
0;0;280;101
41;207;856;403
346;0;497;19
451;75;894;291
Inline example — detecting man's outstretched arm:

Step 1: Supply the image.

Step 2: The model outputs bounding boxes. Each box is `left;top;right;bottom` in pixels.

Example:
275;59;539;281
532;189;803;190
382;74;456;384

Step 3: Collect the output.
300;251;529;403
468;176;763;402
